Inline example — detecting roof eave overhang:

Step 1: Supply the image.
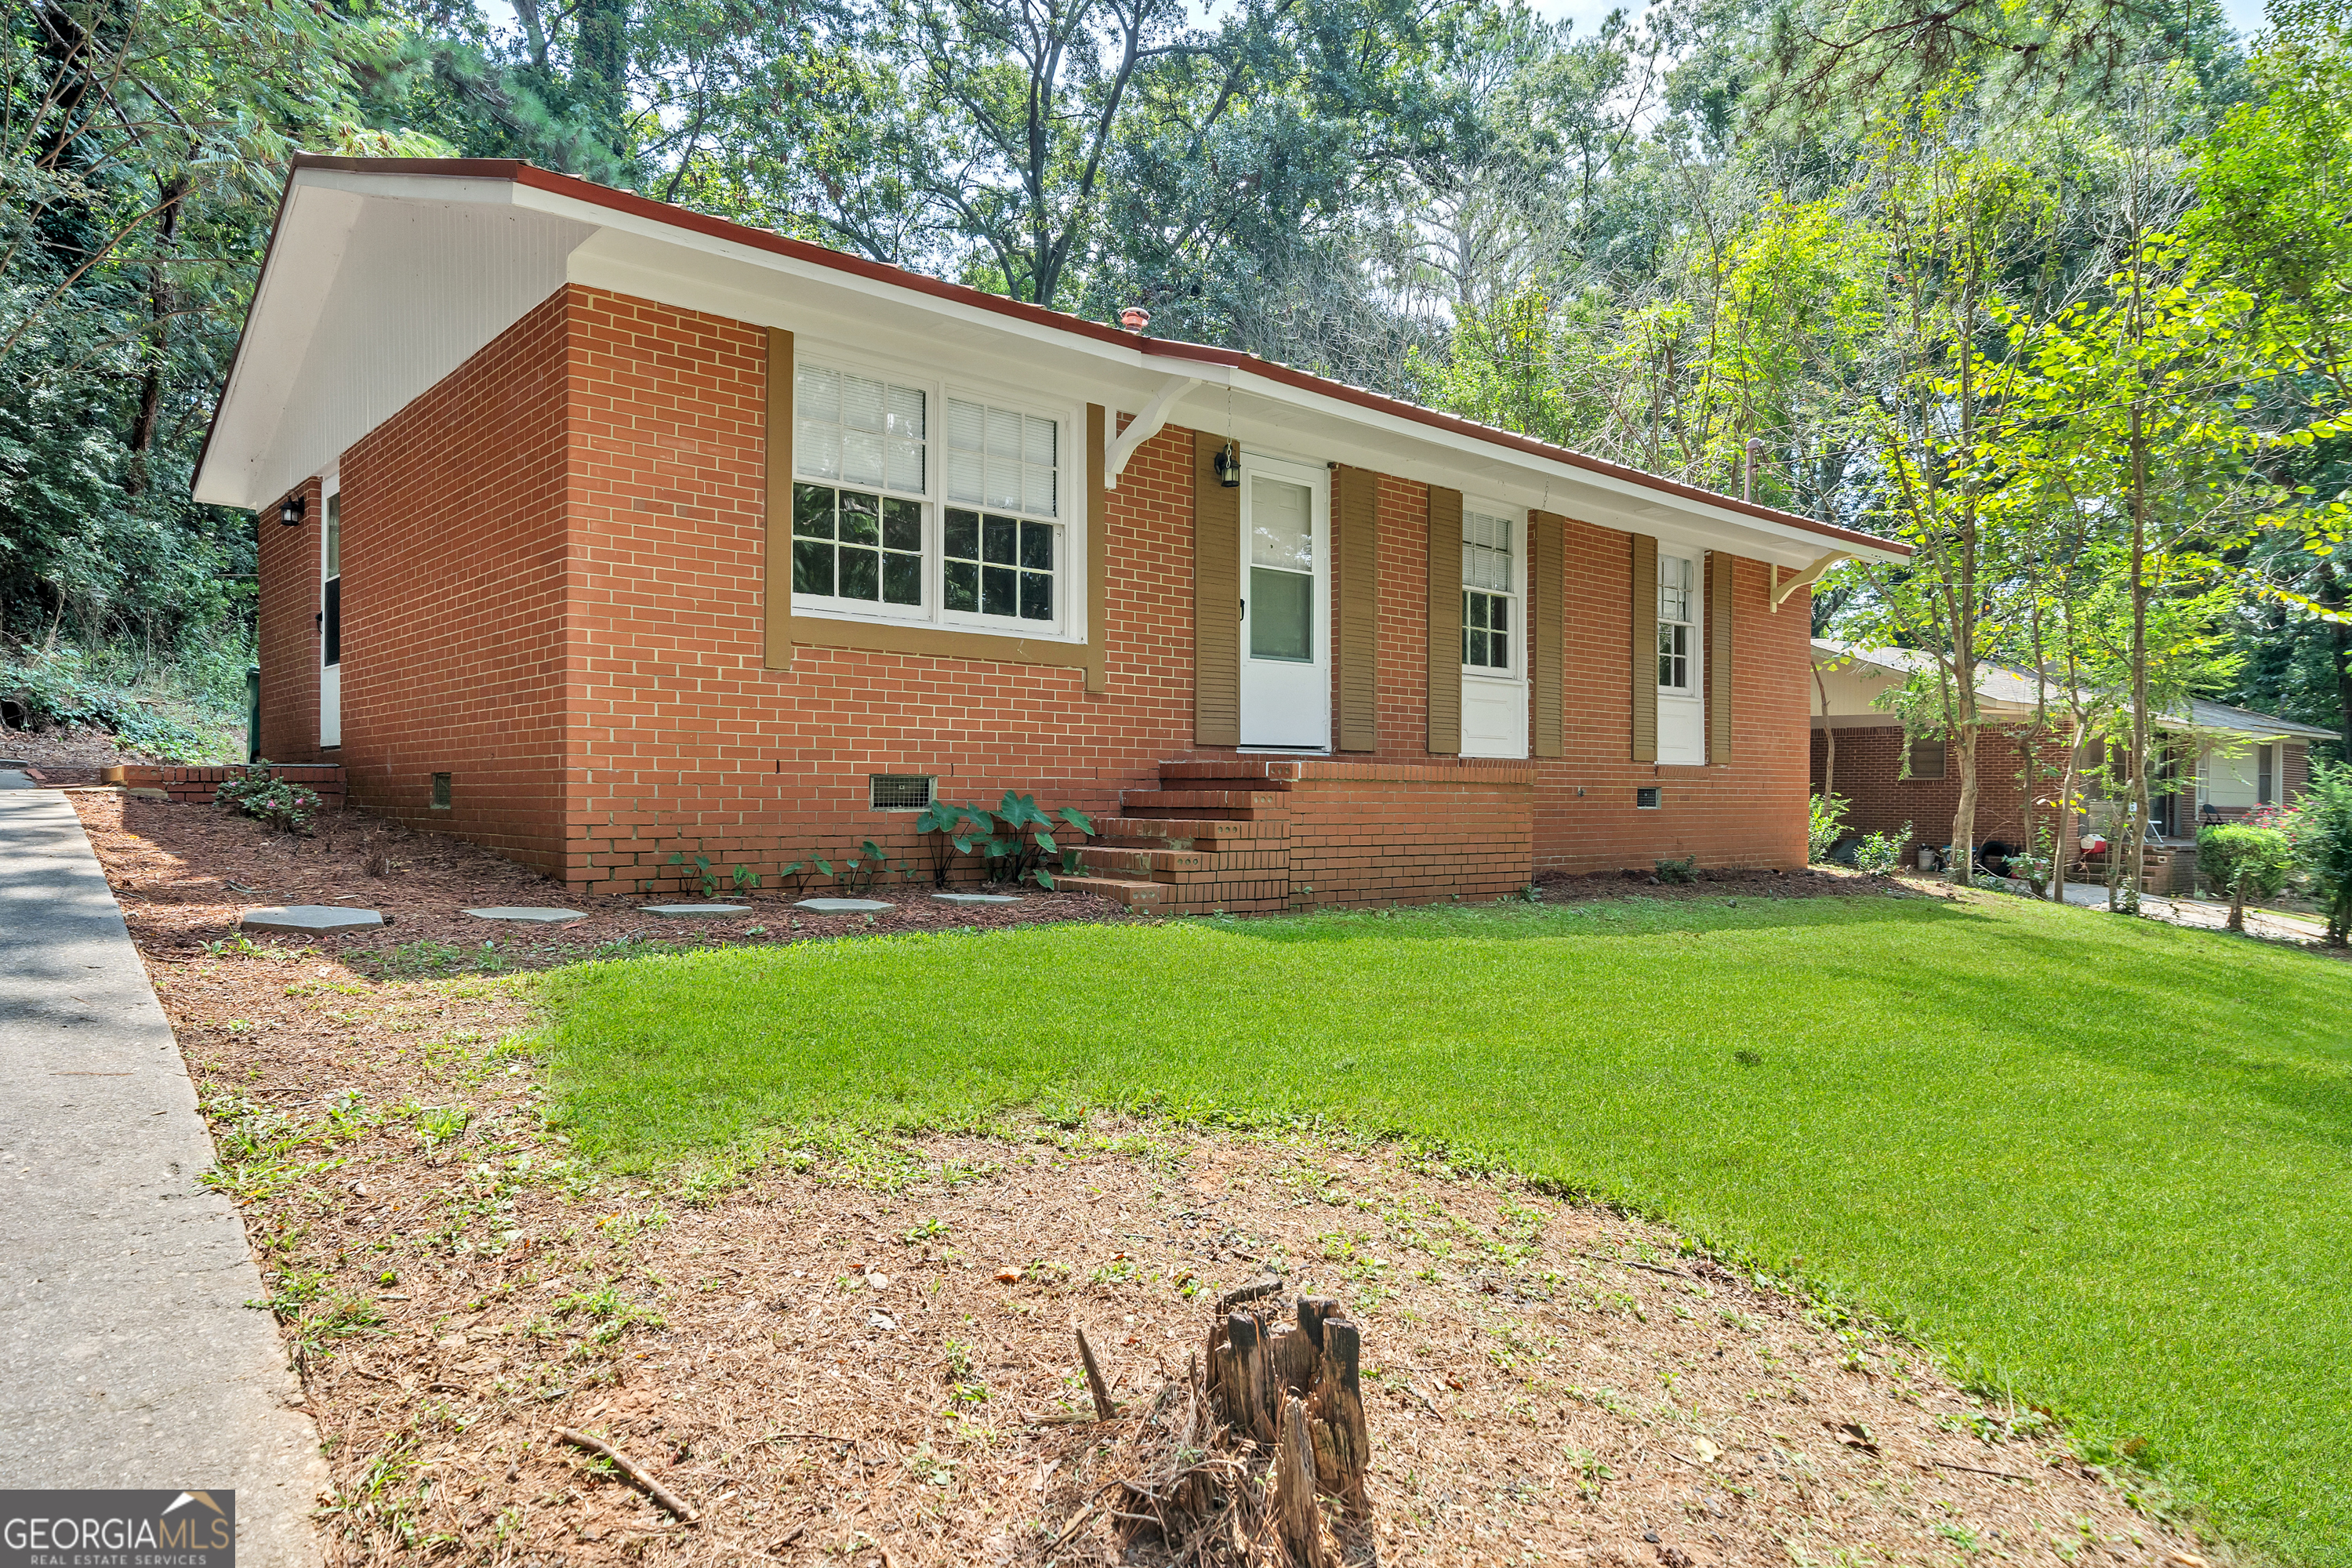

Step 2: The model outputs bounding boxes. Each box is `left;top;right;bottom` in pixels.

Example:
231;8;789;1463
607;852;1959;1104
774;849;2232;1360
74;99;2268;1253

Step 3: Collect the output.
198;158;1912;568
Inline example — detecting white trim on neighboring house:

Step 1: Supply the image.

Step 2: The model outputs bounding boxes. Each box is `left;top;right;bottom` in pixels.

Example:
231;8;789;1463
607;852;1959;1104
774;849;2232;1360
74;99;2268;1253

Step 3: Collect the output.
319;463;342;750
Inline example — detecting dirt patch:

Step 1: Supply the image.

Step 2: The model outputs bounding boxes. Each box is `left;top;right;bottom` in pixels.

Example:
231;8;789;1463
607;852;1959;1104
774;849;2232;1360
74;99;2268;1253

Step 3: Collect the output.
0;722;178;785
77;796;2209;1567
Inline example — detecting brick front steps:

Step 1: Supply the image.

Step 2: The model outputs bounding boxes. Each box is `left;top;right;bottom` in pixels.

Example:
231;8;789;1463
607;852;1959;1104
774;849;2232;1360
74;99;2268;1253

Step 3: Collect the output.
1069;757;1535;913
103;764;348;810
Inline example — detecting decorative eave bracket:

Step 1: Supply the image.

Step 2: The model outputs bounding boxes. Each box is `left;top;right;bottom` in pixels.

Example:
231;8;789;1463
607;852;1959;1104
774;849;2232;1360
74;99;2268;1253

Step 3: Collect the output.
1103;375;1201;489
1770;551;1850;612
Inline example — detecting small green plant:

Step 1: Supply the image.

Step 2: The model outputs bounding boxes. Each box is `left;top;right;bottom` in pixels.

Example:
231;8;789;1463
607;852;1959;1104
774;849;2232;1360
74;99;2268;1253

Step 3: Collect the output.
731;864;760;893
666;851;719;897
2198;822;2294;934
1853;822;1911;878
839;839;912;895
779;853;833;898
914;800;979;886
1654;855;1697;884
217;763;322;834
936;791;1095;889
1807;793;1851;863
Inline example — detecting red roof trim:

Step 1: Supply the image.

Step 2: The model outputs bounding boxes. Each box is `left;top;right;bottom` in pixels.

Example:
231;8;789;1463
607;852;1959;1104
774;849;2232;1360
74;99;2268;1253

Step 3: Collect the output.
250;154;1907;557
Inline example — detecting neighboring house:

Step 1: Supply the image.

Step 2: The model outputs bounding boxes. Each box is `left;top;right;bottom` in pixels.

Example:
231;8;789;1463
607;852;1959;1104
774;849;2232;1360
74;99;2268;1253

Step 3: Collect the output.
1810;642;2336;886
193;156;1907;910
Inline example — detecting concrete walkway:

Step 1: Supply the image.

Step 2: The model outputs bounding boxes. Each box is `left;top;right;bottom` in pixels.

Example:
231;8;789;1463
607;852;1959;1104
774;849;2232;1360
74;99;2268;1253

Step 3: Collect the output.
0;784;325;1564
2055;877;2326;943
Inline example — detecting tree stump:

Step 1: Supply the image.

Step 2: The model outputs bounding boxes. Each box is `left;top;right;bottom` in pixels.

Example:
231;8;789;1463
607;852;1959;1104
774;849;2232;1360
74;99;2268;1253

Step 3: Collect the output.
1203;1290;1373;1538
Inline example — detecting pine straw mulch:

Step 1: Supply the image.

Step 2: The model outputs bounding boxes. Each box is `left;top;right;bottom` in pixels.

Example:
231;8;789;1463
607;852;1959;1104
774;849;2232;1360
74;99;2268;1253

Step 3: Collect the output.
69;793;2219;1568
67;791;1130;968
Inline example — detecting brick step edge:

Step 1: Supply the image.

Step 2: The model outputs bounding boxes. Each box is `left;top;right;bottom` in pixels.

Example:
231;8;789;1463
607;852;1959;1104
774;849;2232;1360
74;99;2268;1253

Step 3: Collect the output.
1056;875;1165;909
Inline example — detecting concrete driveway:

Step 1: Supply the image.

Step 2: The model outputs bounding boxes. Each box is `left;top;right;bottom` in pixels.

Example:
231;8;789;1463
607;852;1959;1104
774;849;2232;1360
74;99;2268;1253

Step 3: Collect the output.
0;781;325;1564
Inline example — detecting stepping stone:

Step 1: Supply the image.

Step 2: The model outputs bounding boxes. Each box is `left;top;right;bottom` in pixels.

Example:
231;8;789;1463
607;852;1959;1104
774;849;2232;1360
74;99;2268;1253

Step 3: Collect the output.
241;904;384;934
465;906;586;923
796;898;895;914
931;891;1021;905
638;903;752;917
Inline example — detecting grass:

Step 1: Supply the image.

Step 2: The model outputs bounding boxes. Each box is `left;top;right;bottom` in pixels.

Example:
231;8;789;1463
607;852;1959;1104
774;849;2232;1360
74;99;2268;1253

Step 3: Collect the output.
538;891;2352;1566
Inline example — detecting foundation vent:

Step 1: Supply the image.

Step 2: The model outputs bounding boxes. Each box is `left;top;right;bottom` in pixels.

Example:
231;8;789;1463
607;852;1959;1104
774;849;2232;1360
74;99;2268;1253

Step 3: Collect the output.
869;774;935;811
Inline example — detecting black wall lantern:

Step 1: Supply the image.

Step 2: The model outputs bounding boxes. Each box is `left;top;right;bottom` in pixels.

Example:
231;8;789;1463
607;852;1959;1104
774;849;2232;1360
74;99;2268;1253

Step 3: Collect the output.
279;492;307;528
1212;440;1240;488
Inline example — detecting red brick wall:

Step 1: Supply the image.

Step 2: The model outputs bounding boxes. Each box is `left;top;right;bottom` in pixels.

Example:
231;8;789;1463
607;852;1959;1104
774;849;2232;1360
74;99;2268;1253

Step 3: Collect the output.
332;289;573;870
257;280;1828;894
1810;724;2081;858
254;476;322;763
1531;523;1809;873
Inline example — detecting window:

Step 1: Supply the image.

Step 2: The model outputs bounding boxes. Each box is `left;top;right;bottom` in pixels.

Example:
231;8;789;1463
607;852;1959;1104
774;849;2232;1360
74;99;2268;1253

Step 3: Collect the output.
1657;553;1693;690
869;774;935;811
1907;736;1947;780
430;772;452;809
1462;510;1515;672
2258;743;2275;805
792;356;1072;636
1248;474;1314;661
321;492;343;667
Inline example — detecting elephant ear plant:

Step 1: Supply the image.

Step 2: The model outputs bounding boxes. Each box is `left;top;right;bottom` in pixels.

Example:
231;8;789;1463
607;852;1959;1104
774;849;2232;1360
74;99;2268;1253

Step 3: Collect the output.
922;791;1094;890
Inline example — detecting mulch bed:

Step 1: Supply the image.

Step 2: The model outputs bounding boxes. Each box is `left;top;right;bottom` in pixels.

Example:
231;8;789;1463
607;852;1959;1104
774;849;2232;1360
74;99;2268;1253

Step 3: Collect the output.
64;792;2210;1568
70;791;1127;971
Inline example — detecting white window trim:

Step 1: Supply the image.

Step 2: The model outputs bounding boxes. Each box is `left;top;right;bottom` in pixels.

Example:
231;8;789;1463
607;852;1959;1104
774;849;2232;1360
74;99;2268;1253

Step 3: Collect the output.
1657;546;1701;698
1461;500;1526;687
789;339;1088;645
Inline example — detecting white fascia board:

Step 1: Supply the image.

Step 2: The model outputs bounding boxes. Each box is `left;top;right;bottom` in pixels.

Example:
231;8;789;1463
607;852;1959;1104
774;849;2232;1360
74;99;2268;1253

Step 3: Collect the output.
193;183;363;506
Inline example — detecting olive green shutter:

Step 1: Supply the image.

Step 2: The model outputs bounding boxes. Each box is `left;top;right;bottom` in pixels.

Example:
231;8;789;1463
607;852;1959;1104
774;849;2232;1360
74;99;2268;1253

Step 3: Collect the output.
1334;465;1379;751
1194;431;1240;746
1531;510;1565;759
764;328;795;670
1426;485;1463;755
1631;533;1657;763
1708;549;1733;762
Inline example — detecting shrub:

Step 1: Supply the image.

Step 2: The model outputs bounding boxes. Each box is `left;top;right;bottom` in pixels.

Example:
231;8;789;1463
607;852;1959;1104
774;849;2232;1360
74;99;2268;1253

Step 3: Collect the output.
920;790;1094;890
217;764;321;834
2292;763;2352;946
2198;824;2292;901
1807;794;1851;864
0;648;225;761
1653;855;1697;884
1854;822;1912;878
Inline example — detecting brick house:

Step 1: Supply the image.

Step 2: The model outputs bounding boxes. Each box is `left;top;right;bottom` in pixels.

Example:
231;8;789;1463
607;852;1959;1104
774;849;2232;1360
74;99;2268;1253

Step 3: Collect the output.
1811;642;2336;889
191;156;1907;910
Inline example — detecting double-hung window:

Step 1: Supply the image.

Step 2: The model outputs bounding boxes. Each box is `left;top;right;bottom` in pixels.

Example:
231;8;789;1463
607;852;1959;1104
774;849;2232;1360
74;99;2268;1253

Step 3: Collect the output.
1461;510;1515;672
790;354;1070;637
1657;553;1695;691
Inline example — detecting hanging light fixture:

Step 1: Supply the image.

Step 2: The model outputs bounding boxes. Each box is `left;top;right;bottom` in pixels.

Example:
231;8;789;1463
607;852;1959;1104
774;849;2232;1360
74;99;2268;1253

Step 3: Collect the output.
1213;440;1240;488
279;493;307;528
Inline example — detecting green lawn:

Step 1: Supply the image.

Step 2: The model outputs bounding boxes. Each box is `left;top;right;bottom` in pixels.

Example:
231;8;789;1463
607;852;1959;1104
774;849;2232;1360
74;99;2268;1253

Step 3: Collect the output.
540;892;2352;1565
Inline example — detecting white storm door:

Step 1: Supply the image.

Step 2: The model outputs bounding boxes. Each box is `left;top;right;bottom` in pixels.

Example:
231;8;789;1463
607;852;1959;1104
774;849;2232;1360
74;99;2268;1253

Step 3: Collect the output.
320;485;343;748
1238;456;1330;750
1655;546;1704;764
1460;506;1527;758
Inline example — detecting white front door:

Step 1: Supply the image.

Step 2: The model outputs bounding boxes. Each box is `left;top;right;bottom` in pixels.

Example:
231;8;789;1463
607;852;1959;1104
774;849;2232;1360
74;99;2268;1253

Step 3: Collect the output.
320;482;343;749
1238;456;1330;750
1655;545;1704;764
1461;504;1528;758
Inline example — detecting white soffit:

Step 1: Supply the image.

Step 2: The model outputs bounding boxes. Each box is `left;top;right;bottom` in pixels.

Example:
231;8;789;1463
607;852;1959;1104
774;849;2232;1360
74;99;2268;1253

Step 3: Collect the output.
195;176;593;508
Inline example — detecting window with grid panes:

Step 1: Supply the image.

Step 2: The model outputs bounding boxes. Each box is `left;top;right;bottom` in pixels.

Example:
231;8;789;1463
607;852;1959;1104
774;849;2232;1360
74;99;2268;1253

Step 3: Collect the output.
942;396;1059;624
793;365;927;609
1461;510;1515;671
1657;552;1694;690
